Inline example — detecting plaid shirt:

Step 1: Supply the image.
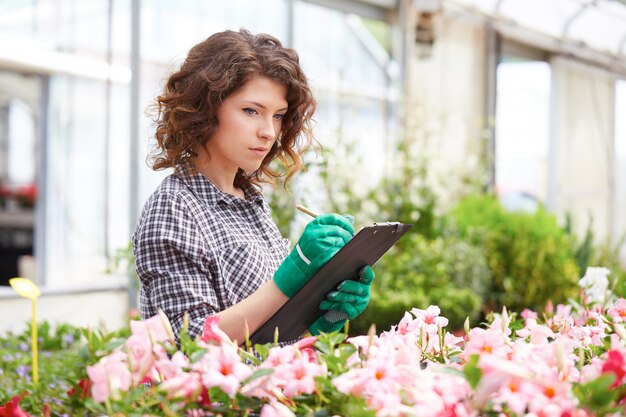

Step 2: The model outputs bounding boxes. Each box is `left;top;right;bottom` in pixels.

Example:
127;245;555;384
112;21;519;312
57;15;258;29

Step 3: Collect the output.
132;162;290;341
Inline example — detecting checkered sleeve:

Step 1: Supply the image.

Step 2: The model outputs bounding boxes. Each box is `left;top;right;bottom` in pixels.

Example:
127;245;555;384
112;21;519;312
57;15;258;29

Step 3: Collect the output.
133;191;217;341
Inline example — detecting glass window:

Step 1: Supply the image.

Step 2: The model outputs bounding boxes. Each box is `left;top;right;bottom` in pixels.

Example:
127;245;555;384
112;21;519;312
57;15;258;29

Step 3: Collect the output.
294;2;388;89
141;0;288;63
616;80;626;247
46;76;108;286
7;99;36;186
495;58;551;210
293;2;393;194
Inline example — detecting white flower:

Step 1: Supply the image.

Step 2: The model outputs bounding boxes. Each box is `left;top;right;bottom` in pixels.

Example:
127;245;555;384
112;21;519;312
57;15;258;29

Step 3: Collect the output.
578;267;611;304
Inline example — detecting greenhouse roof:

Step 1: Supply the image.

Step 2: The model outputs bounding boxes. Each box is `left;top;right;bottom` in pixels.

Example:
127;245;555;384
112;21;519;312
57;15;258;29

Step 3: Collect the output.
351;0;626;70
447;0;626;58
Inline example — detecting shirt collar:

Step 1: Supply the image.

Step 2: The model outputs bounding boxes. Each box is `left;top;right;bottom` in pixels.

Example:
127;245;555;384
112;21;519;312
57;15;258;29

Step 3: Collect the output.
175;161;264;208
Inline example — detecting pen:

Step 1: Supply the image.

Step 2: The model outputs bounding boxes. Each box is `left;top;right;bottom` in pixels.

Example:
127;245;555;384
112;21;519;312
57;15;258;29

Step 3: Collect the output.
295;204;318;218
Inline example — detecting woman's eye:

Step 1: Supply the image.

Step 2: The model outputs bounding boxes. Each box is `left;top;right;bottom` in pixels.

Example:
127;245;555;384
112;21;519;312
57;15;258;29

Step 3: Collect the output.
243;108;258;115
274;113;286;120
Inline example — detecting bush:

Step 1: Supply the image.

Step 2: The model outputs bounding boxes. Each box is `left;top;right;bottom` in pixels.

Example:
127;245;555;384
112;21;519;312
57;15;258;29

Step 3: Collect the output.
567;214;626;299
448;194;580;313
0;322;87;416
351;234;491;334
591;239;626;298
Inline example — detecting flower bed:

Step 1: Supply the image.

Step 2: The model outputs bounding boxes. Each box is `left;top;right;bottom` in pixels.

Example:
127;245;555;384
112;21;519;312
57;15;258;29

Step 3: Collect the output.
2;267;626;417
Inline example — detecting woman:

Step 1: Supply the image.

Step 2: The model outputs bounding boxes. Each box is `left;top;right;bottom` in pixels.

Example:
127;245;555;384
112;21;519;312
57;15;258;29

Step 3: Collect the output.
132;29;374;345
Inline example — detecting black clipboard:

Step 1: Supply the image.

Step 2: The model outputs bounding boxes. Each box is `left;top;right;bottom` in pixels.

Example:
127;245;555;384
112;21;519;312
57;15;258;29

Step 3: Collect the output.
250;222;412;344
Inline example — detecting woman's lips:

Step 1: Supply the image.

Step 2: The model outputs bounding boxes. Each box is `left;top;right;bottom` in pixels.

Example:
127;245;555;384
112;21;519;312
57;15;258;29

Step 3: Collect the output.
250;147;269;157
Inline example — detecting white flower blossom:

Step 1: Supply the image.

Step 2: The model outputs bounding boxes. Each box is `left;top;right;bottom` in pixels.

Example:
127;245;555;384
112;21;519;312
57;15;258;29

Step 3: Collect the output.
578;267;611;305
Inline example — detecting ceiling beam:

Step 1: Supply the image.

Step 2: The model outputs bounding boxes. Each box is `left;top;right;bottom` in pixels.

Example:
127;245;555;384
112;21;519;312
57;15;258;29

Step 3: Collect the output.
302;0;391;20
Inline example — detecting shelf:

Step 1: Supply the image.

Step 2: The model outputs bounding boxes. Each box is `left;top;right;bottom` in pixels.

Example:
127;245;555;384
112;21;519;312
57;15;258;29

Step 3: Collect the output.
0;210;35;229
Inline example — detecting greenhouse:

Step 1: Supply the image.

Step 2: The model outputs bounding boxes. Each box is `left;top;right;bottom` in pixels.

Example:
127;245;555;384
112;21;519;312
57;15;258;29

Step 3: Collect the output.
0;0;625;415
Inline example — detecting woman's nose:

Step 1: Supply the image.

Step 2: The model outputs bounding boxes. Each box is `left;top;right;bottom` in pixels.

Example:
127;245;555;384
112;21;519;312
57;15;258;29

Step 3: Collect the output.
258;117;277;140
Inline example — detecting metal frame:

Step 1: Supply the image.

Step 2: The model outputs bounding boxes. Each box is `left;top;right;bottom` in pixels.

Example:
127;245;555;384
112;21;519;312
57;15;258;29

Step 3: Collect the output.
128;0;141;308
446;0;626;77
35;76;49;286
485;23;499;192
303;0;391;20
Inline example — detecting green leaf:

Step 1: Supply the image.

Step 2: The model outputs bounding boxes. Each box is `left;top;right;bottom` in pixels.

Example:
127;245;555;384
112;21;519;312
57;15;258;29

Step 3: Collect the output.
573;373;618;412
239;349;261;365
241;368;274;385
463;354;482;389
327;332;348;346
253;343;271;360
434;365;465;378
235;394;263;410
189;349;207;363
103;338;126;351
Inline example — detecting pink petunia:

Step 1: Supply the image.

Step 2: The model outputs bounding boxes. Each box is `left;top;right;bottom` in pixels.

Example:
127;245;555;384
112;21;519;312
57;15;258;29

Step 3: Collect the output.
463;328;510;361
194;343;252;397
410;305;449;334
201;315;230;344
280;355;325;397
259;400;295;417
607;298;626;323
86;350;132;402
521;308;538;320
125;334;157;383
130;309;175;344
516;318;555;345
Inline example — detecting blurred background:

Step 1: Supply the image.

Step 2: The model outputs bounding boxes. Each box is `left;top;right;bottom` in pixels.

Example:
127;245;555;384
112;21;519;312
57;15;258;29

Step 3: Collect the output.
0;0;624;334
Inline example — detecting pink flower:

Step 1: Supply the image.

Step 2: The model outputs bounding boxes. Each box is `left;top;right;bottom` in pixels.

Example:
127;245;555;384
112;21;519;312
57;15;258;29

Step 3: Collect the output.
201;315;230;344
86;350;132;402
516;318;555;344
345;334;379;358
442;332;464;351
294;336;317;350
244;343;325;399
525;381;573;417
292;336;318;362
130;309;174;344
333;345;412;402
586;325;608;347
410;305;449;333
332;367;376;397
259;400;295;417
521;308;538;320
194;343;251;397
463;328;510;361
280;355;325;397
607;298;626;323
156;352;202;399
395;311;420;335
125;334;158;383
366;390;410;416
497;377;533;415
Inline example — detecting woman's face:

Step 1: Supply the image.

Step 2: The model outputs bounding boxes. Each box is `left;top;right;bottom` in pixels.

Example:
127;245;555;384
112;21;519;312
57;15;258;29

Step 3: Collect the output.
205;75;288;175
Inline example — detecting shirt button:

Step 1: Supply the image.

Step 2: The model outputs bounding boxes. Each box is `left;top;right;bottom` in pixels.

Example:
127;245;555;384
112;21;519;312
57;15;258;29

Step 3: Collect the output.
268;246;275;253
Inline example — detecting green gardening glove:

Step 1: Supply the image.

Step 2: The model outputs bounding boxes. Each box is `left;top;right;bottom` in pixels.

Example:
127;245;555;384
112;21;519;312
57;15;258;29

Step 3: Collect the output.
308;265;375;335
273;213;354;298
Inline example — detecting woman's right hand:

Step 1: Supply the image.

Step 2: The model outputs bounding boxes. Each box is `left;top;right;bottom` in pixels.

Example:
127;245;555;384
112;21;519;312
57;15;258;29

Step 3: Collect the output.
273;213;354;298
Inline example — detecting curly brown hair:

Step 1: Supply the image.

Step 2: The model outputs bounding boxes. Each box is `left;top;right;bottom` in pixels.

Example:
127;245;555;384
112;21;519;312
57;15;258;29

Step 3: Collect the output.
148;29;317;188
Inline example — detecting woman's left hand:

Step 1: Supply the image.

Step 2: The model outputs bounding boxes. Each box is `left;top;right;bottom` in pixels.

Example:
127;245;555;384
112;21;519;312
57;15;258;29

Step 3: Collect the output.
319;265;374;320
308;265;375;335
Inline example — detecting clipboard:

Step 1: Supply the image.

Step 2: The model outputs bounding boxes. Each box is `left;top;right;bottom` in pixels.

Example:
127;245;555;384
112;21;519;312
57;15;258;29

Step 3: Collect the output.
250;222;412;344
